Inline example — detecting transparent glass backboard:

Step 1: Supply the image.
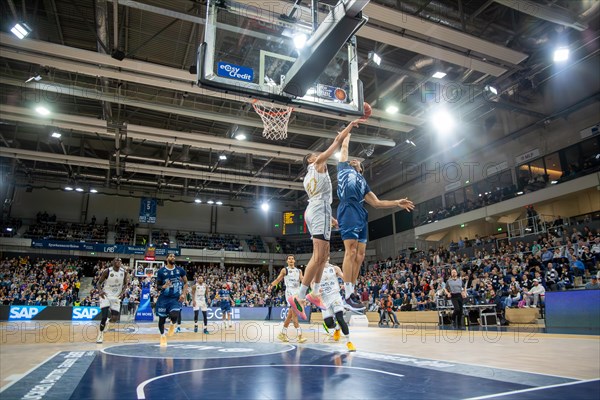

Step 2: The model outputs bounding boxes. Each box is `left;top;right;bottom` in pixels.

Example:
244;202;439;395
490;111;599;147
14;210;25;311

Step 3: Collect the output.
198;0;364;116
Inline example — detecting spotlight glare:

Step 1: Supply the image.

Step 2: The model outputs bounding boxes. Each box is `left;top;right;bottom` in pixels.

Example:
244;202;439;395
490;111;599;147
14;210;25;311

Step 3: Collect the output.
432;71;446;79
216;201;223;205
51;132;61;138
75;187;84;192
90;188;98;193
261;202;270;211
35;106;50;116
386;105;399;114
293;33;307;49
64;186;74;191
194;198;202;204
207;200;215;204
235;133;247;141
553;47;569;62
485;85;498;95
432;110;455;134
371;52;382;66
334;151;341;160
219;154;227;161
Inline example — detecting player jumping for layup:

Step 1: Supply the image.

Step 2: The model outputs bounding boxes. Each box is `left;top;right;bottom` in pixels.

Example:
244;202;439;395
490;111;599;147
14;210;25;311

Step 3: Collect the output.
155;253;188;347
289;119;362;320
192;276;210;334
270;254;308;343
96;257;129;344
337;133;414;310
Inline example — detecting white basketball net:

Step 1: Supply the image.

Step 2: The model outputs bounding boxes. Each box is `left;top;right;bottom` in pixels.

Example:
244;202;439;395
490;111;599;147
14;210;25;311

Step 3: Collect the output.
252;100;293;141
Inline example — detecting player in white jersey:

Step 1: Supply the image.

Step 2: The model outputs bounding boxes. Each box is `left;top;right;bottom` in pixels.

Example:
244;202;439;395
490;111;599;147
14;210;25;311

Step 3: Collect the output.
270;255;307;343
289;119;363;321
192;276;210;334
96;258;129;343
319;259;355;351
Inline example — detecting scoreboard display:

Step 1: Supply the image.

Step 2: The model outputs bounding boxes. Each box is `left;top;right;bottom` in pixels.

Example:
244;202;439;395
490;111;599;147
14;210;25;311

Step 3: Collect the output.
282;210;307;235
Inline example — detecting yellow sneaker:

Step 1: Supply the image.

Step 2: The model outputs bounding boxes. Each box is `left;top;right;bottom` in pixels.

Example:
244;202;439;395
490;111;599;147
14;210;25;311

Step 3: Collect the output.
160;335;167;347
333;329;341;342
297;335;307;344
346;342;356;352
168;324;175;337
277;332;289;342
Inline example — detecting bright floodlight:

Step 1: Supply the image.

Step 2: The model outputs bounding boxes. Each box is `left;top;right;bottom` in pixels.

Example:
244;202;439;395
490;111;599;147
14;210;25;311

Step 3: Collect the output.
432;71;446;79
51;132;61;138
11;22;32;39
371;52;382;66
293;33;307;49
485;85;498;95
219;154;227;161
90;188;98;193
261;202;270;212
554;47;569;62
334;151;341;160
35;106;50;116
386;105;399;114
216;200;223;205
405;139;416;147
194;198;201;203
64;186;74;191
207;200;215;204
75;187;84;192
432;110;455;134
235;133;247;141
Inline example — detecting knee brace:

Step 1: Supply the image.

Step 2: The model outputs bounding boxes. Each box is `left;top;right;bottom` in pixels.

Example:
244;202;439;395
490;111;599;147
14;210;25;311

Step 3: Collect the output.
335;311;349;336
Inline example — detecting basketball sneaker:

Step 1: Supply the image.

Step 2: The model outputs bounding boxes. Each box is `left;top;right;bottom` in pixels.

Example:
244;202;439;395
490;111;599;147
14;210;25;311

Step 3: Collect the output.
287;295;307;320
194;325;198;333
332;329;341;342
343;296;365;312
175;326;181;333
160;335;167;347
96;331;104;344
277;332;289;342
168;324;175;337
306;293;326;310
346;342;356;352
203;328;209;334
297;335;307;344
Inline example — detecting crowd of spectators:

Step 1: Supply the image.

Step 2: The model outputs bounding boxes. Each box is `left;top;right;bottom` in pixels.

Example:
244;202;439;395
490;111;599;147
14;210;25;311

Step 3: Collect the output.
246;236;266;252
357;221;599;326
24;220;108;243
175;232;243;251
274;235;344;254
0;257;83;306
114;219;135;245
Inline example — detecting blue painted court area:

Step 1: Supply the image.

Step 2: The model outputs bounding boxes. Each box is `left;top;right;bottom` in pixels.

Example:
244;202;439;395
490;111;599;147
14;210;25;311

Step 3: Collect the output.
1;342;596;400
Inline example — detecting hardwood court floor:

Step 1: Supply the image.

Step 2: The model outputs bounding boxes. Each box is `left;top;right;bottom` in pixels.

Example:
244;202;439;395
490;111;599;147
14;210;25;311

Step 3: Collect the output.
1;321;599;390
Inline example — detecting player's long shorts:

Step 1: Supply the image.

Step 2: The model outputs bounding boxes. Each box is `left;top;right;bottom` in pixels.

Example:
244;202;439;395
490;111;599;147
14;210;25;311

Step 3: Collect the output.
286;289;300;307
321;292;344;319
193;299;208;312
155;295;182;317
338;202;368;242
305;200;332;241
220;301;232;313
100;296;121;312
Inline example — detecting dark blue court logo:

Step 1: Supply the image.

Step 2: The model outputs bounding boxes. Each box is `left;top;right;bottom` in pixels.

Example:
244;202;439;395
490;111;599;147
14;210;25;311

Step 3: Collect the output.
217;62;254;82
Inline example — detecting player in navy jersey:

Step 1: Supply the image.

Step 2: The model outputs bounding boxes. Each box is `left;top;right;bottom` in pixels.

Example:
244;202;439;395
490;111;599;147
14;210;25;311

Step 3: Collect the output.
155;253;188;346
218;283;233;328
337;133;414;310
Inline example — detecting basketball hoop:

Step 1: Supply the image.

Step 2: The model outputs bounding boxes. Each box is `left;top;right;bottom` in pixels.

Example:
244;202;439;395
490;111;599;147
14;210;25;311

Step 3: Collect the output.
252;99;293;141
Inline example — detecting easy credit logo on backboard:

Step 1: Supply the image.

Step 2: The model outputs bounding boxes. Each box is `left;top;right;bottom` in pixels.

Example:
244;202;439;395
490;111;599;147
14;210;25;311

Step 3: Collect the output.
9;306;46;320
217;62;254;82
72;306;101;320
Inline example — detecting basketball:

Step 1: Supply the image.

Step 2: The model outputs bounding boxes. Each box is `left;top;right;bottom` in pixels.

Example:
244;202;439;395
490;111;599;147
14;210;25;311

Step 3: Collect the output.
363;102;372;119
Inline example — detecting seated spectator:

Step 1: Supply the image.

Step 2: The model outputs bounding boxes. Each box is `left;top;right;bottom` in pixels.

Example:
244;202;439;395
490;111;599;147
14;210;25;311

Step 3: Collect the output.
584;276;599;290
524;279;545;307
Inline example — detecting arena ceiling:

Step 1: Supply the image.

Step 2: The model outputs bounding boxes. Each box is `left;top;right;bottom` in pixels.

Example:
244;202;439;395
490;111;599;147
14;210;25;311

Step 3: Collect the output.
0;0;599;209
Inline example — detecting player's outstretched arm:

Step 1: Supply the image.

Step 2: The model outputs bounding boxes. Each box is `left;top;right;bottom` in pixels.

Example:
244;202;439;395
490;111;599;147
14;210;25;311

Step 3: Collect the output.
315;119;361;166
364;192;415;211
339;134;351;163
270;268;286;288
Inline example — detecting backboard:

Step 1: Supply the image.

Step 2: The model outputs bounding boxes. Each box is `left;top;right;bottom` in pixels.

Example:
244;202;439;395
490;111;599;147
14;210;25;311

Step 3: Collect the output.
197;0;367;116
